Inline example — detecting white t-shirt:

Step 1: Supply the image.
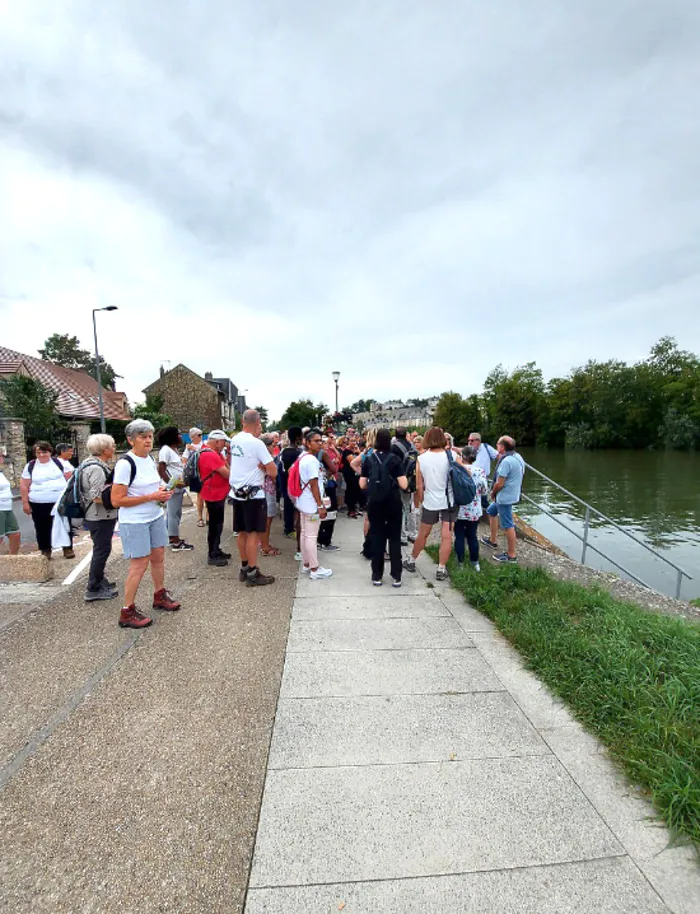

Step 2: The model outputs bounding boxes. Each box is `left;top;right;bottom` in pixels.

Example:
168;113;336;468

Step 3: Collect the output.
228;431;272;500
21;458;67;504
0;471;12;511
60;459;74;475
418;450;452;511
158;445;184;481
296;453;324;514
113;453;163;524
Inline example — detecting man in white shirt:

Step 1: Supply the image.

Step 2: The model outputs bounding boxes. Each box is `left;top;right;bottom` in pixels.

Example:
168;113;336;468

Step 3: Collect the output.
229;409;277;587
468;433;498;476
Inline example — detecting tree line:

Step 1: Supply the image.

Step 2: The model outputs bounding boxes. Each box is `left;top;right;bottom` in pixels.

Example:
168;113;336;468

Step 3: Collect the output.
433;337;700;450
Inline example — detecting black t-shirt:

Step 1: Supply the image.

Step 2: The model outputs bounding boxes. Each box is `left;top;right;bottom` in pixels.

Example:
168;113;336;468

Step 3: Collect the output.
341;448;357;477
281;446;302;473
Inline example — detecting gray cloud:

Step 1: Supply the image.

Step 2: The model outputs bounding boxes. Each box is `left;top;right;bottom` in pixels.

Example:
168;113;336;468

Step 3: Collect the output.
1;0;699;416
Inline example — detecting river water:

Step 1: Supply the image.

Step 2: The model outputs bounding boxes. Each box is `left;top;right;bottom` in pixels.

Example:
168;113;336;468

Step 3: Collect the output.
516;448;700;602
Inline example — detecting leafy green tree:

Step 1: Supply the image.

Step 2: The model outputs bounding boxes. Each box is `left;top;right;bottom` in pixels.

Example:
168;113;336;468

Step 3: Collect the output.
132;394;174;430
39;333;118;390
483;362;546;446
0;375;59;428
348;398;376;414
280;399;328;429
254;405;269;427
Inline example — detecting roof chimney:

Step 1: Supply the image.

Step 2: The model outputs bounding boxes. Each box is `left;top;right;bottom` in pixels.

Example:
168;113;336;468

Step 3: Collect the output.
205;371;213;380
160;365;165;378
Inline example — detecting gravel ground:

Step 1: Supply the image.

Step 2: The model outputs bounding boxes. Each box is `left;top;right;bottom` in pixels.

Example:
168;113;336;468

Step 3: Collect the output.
0;509;297;914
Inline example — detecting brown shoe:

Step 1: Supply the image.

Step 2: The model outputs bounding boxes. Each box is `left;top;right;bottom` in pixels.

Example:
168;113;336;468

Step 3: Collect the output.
246;568;275;587
118;605;153;628
63;547;75;559
153;588;181;611
41;549;52;560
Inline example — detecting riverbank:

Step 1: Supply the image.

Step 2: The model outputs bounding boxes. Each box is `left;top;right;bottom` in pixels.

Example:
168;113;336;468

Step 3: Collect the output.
427;547;700;846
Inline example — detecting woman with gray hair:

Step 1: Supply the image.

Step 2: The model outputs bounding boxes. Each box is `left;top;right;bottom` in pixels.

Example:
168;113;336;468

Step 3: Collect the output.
111;419;181;628
80;433;119;601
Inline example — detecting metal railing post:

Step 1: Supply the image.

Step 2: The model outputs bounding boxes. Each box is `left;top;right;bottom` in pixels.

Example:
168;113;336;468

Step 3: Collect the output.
676;569;683;601
581;506;591;565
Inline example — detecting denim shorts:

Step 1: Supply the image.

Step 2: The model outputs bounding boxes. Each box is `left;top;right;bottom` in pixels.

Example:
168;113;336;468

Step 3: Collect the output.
120;515;169;559
487;501;515;530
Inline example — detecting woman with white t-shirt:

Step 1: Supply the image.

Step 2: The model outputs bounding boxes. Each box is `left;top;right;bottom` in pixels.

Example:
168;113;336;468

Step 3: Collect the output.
403;426;456;581
19;441;73;559
296;428;332;580
156;426;193;551
111;419;181;629
0;452;20;555
185;427;208;527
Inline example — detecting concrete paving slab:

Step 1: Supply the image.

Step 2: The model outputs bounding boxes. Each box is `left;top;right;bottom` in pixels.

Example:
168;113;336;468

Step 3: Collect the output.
436;590;496;631
469;629;577;729
279;647;502;698
287;617;473;652
249;755;623;887
541;726;700;914
292;593;450;620
268;692;549;768
246;856;669;913
295;569;434;596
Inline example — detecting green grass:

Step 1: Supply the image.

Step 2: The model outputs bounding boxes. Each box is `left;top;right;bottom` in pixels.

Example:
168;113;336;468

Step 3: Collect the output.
427;546;700;844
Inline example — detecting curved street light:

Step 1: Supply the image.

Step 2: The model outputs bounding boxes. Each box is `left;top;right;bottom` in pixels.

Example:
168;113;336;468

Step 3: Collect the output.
332;371;340;414
92;305;118;432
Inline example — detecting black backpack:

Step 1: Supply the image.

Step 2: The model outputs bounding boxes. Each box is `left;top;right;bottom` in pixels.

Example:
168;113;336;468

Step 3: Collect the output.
394;440;417;493
366;452;397;505
97;455;138;512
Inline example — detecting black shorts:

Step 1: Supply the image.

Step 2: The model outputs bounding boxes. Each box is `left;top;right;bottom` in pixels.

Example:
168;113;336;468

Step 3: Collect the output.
232;498;267;534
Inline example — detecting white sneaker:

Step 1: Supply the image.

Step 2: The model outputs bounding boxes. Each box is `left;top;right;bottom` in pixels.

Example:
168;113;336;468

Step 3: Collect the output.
301;565;310;574
294;551;302;561
471;561;481;572
310;566;333;580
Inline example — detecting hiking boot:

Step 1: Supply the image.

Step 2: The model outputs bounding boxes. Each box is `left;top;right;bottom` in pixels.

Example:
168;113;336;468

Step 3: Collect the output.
480;536;498;549
63;547;75;559
239;566;249;581
246;568;275;587
208;555;228;566
216;549;232;559
403;558;416;573
41;549;52;560
492;552;518;564
85;585;117;602
171;540;194;551
436;566;448;581
152;588;181;611
118;605;153;628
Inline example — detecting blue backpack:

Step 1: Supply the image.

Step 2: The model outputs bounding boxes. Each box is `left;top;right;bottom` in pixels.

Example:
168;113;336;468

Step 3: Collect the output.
446;450;477;507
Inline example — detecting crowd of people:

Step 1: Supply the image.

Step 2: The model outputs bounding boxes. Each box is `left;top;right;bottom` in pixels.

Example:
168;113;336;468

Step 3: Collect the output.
0;408;525;626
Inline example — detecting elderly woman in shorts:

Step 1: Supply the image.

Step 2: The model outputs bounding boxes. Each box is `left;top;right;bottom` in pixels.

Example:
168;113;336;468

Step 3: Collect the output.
0;451;21;555
111;419;181;629
259;434;281;556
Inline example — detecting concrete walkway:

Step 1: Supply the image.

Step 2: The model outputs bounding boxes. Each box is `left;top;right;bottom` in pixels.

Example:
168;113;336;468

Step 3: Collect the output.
245;516;700;913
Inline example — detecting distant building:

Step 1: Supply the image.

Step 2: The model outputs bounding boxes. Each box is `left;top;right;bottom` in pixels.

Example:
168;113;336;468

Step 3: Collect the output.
143;364;242;431
0;344;130;423
351;395;438;431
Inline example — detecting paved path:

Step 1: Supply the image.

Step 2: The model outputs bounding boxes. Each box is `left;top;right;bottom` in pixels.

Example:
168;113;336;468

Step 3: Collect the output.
245;516;700;914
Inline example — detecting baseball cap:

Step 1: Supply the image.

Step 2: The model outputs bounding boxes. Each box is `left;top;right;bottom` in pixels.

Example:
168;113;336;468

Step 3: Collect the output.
207;429;229;441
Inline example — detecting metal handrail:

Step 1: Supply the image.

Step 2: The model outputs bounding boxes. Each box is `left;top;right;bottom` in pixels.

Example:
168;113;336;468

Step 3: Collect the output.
521;462;692;600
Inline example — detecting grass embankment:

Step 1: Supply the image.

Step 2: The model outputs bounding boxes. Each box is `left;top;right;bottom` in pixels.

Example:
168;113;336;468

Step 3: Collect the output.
428;548;700;844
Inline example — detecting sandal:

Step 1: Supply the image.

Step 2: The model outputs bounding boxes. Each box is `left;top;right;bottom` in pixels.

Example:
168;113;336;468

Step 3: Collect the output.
260;546;281;556
197;520;205;527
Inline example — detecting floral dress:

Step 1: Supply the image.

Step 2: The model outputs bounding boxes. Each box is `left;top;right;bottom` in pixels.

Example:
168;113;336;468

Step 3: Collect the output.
457;466;488;521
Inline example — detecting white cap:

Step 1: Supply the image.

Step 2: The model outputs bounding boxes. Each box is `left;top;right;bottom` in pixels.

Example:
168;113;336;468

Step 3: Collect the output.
207;429;229;441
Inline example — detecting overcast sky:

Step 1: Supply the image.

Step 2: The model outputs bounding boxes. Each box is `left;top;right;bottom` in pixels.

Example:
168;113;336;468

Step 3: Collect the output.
2;0;699;421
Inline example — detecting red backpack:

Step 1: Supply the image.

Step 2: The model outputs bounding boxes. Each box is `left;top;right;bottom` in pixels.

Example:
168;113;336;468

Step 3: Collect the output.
287;455;310;499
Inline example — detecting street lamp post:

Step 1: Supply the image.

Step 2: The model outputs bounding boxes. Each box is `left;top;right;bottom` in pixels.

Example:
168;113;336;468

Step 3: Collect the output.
332;371;340;415
92;305;118;433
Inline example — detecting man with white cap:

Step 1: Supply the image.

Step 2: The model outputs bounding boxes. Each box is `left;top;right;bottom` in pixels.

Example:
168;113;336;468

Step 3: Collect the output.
198;430;232;566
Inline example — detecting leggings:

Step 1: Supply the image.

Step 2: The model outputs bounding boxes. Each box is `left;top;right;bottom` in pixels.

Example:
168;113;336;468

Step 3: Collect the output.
454;519;480;563
343;472;360;513
30;501;54;552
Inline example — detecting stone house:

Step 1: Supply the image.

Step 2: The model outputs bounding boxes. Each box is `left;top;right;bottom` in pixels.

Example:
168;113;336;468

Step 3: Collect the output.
143;364;241;432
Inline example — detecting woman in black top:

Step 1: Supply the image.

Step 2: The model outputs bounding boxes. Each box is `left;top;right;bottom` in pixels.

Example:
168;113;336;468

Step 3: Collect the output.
360;428;408;586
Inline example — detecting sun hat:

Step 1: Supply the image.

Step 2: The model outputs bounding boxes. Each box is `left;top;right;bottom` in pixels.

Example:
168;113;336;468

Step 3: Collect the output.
207;429;229;441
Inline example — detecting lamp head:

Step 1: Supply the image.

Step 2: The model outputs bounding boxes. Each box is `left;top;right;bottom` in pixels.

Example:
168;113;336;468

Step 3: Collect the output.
332;371;340;382
103;305;118;311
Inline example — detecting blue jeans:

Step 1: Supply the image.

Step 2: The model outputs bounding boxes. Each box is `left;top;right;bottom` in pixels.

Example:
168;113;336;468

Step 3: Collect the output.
454;519;479;563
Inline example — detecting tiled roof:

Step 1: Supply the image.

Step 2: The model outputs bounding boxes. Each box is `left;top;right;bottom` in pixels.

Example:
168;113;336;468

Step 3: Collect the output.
0;345;130;421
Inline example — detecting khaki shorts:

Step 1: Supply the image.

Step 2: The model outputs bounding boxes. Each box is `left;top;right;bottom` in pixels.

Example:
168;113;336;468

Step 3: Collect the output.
0;508;19;537
421;506;458;526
